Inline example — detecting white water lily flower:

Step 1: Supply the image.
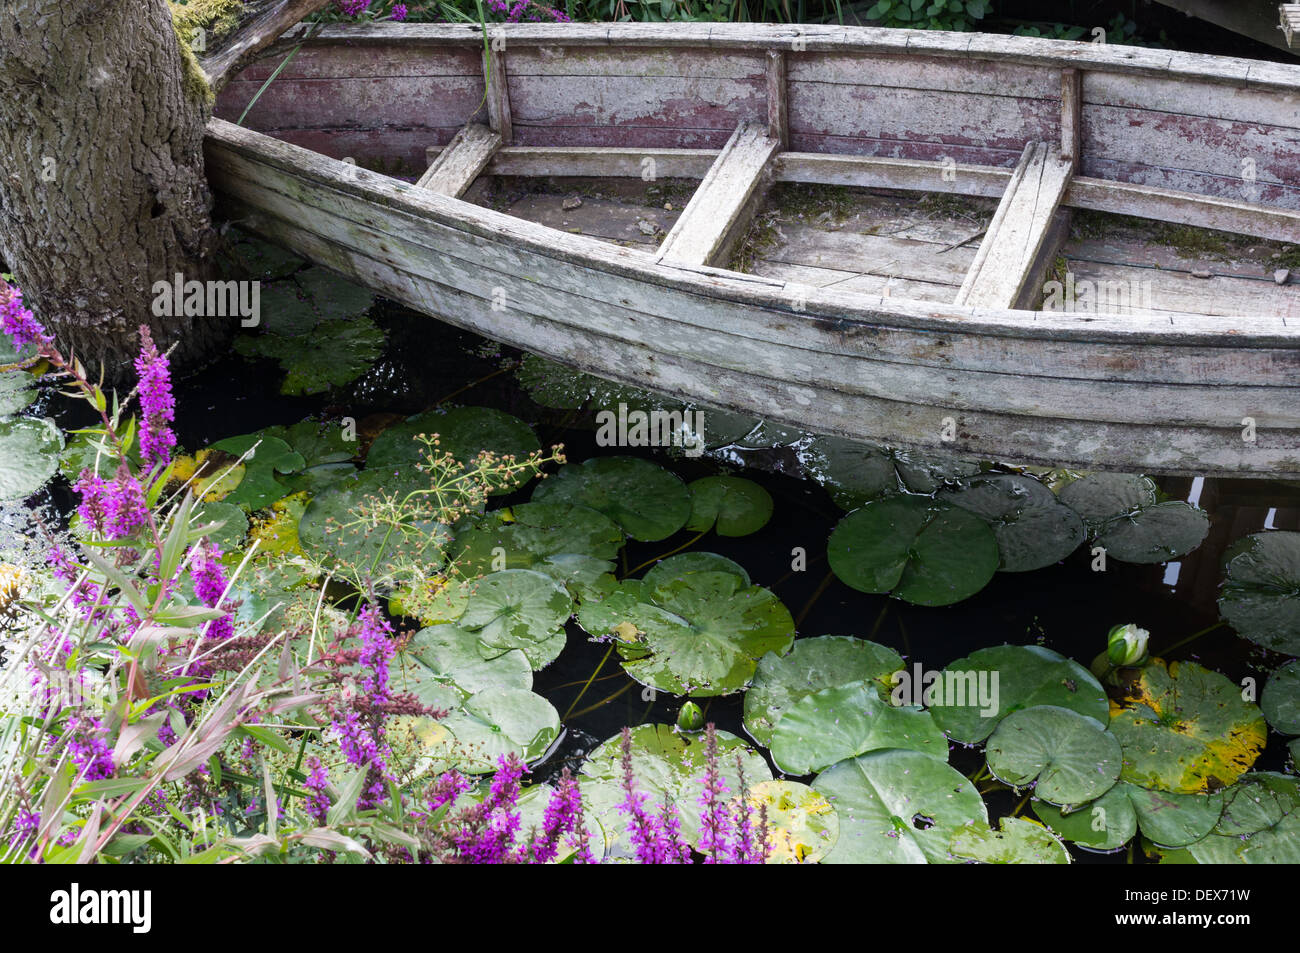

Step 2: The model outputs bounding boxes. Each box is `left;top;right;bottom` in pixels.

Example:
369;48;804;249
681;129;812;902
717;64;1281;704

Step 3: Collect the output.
1107;623;1150;666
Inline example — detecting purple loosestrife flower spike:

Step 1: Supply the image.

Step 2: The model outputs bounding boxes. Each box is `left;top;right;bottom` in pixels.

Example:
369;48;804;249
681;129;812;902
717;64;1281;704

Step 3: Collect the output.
134;325;176;469
75;467;148;540
618;727;670;863
390;2;408;19
68;715;115;781
190;542;234;643
697;723;733;863
303;758;332;825
0;281;53;353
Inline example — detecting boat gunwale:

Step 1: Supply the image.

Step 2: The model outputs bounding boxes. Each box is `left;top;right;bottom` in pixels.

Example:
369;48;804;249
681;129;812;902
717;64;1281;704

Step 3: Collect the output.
207;117;1300;348
254;21;1300;93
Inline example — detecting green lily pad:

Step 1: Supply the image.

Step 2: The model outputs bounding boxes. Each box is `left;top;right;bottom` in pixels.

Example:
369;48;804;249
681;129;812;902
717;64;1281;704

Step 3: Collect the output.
294;267;376;321
580;724;772;846
802;436;980;510
530;554;619;604
1094;501;1209;564
1217;531;1300;655
1037;782;1223;852
0;369;36;416
298;466;447;574
579;570;795;697
1262;660;1300;735
770;680;948;775
744;635;904;747
394;686;561;776
0;417;62;501
812;749;988;864
366;406;540;492
457;569;572;670
827;495;999;606
532;456;691;542
986;706;1122;807
939;473;1085;572
398;623;533;695
1058;473;1208;563
261;417;357;494
448;501;624;577
209;433;306;511
58;430;141;482
1108;659;1267;794
192;500;249;553
641;551;750;590
686;476;773;537
1033;782;1137;852
1215;772;1300;836
927;644;1109;745
747;779;840;864
1058;472;1156;535
949;817;1071;864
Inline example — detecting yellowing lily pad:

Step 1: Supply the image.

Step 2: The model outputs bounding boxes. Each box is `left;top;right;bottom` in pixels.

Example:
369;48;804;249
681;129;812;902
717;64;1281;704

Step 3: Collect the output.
170;448;246;502
1108;659;1267;794
746;779;839;864
949;817;1071;864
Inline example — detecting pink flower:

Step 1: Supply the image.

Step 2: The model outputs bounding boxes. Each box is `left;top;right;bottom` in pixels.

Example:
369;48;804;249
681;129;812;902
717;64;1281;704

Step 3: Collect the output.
134;325;176;470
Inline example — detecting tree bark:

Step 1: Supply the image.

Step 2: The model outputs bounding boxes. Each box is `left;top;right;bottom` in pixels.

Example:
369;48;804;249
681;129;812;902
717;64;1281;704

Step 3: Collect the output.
0;0;222;376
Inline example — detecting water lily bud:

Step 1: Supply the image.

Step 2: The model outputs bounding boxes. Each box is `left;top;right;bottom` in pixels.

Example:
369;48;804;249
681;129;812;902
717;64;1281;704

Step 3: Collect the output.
1107;623;1150;666
677;701;704;732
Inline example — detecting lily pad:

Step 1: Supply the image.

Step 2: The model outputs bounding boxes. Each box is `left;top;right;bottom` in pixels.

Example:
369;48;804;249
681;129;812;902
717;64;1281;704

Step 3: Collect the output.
746;779;839;864
457;569;572;670
986;706;1122;807
827;495;999;606
744;635;904;747
245;492;309;558
0;417;62;501
1261;660;1300;735
298;466;447;574
448;501;624;577
0;369;36;416
812;749;988;864
231;234;304;280
263;417;357;494
578;570;795;697
1217;531;1300;655
59;431;142;482
686;476;773;537
927;644;1109;745
1058;472;1208;563
1033;782;1137;852
167;447;245;502
949;817;1071;864
397;623;532;695
1215;772;1300;836
939;473;1085;572
209;433;306;511
394;686;561;776
532;456;691;542
366;406;540;491
802;436;980;510
1058;472;1156;535
769;680;948;775
1108;659;1267;794
192;500;249;553
641;551;750;590
580;724;772;846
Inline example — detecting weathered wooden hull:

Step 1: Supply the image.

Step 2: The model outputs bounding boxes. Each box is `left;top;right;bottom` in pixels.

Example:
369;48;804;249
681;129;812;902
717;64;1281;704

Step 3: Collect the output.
204;24;1300;477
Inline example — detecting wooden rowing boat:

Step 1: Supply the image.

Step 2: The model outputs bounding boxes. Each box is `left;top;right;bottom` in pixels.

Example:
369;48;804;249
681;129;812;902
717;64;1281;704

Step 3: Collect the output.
203;23;1300;478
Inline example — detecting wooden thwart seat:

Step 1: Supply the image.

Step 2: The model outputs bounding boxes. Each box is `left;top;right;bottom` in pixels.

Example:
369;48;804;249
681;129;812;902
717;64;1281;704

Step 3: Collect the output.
955;141;1074;310
1283;4;1300;47
656;122;782;268
416;122;502;197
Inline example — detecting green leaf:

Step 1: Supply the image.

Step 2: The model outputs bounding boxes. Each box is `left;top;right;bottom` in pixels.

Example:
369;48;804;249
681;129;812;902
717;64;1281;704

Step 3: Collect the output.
986;706;1122;807
827;495;998;606
743;634;903;747
0;367;36;415
747;779;840;864
686;476;773;536
939;473;1085;572
448;501;624;576
1261;660;1300;735
1108;659;1267;794
949;817;1071;864
457;569;572;670
532;455;691;542
366;406;540;492
209;434;306;511
1217;531;1300;655
812;749;988;864
769;680;947;774
927;644;1108;745
0;416;63;501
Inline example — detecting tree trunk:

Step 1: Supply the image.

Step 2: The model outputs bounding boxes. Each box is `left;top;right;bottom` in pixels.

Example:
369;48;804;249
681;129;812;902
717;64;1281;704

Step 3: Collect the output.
0;0;223;376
